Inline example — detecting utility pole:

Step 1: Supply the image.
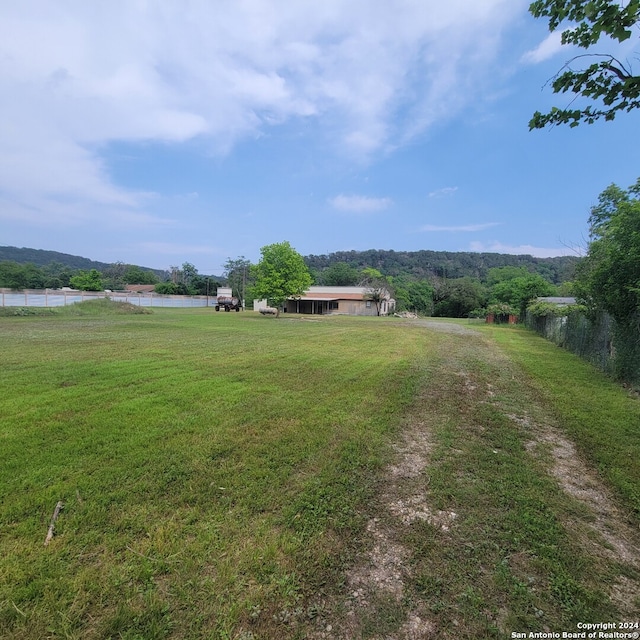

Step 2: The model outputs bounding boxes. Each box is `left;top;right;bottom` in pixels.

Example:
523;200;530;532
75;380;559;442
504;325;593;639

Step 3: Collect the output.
242;264;246;310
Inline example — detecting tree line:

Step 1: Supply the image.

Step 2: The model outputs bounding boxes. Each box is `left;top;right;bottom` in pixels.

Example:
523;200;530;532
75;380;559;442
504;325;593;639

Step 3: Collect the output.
305;260;565;319
305;249;578;284
1;189;635;332
0;260;223;296
220;247;570;319
0;247;578;314
301;252;577;318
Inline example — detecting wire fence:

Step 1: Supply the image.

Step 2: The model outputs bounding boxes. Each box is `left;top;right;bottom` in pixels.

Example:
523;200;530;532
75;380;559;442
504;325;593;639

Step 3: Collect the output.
525;309;640;384
0;289;212;309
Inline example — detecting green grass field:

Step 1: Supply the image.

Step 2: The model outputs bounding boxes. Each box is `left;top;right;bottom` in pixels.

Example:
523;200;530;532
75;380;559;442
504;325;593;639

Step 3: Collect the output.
1;305;639;639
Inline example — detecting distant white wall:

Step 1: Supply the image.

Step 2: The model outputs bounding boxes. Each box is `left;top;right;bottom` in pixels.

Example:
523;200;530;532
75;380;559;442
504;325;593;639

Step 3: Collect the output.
0;289;211;308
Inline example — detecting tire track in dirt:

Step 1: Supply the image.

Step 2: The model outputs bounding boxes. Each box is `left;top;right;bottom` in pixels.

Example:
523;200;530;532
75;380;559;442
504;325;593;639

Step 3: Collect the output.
308;404;441;639
518;415;640;615
307;322;476;639
306;321;640;638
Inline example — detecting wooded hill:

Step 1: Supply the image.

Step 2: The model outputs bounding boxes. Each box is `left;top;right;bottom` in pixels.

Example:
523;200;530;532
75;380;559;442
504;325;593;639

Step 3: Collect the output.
305;249;579;284
2;245;580;285
0;246;166;278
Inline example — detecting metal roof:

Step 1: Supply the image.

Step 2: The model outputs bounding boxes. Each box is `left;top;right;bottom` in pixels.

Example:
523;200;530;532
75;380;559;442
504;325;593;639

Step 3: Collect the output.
292;293;368;301
536;297;577;306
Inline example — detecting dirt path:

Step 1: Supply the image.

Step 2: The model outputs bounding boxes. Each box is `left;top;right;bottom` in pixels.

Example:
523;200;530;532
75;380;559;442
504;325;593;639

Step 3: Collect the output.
306;321;640;639
523;421;640;614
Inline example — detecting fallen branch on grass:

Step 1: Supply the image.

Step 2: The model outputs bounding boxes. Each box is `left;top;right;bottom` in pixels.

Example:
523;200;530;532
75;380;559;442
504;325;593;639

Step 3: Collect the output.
44;501;64;546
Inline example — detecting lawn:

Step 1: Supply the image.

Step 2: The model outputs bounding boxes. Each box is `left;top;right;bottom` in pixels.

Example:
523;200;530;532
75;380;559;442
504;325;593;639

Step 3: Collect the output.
1;307;638;639
1;308;422;639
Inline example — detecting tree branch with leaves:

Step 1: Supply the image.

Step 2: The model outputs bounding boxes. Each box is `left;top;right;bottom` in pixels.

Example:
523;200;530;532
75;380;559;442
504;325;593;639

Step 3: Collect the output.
529;0;640;128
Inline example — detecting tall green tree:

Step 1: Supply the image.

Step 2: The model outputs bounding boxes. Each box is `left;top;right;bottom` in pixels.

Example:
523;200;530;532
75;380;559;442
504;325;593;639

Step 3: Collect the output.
102;263;159;289
180;262;198;291
251;242;313;313
155;282;181;295
576;179;640;322
102;262;127;290
123;265;159;285
164;262;203;295
575;179;640;379
43;262;73;288
486;266;532;286
190;274;207;296
224;256;253;302
0;261;46;289
490;273;556;317
529;0;640;129
433;277;487;318
70;269;104;291
320;261;360;286
391;276;434;315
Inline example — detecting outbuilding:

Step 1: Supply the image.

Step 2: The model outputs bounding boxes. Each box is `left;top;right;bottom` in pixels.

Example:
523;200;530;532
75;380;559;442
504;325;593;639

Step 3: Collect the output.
255;286;395;316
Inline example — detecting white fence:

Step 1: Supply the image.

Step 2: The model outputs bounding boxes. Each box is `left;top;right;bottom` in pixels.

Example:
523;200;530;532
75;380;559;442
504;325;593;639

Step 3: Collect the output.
0;289;213;308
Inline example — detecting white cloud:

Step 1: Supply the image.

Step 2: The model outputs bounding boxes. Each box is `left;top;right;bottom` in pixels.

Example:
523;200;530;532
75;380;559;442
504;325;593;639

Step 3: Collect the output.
329;194;393;214
521;32;564;64
469;241;573;258
0;0;523;229
429;187;458;198
0;193;171;229
421;223;499;232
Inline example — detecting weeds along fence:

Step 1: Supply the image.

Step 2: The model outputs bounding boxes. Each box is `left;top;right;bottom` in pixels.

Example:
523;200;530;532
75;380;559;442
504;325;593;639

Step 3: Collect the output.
0;289;211;309
524;309;640;384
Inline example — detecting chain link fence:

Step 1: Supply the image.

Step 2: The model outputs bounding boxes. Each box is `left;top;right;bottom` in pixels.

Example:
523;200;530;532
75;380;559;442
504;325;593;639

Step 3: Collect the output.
525;309;639;384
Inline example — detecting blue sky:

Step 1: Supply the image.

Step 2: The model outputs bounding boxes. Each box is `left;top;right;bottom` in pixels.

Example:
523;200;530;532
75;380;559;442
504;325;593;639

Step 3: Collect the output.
1;1;639;274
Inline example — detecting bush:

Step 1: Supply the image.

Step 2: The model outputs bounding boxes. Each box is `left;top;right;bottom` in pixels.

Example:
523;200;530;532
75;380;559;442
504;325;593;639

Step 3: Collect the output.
60;299;152;316
0;307;56;317
526;301;586;318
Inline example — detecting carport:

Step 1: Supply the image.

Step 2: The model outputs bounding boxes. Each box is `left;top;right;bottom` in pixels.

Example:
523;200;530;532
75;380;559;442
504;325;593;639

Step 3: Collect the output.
284;296;340;315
